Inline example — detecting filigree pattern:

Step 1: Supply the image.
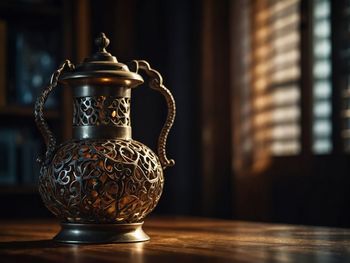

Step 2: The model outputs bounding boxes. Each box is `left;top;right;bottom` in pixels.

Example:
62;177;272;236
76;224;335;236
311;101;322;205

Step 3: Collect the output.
73;96;131;127
39;139;163;223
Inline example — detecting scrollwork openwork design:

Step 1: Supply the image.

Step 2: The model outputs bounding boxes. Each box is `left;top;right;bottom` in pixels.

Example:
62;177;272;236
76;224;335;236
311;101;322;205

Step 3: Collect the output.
73;96;131;127
39;139;164;223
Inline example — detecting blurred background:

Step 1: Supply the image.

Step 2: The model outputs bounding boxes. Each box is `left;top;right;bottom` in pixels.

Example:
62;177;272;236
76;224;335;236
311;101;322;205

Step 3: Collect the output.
1;0;350;228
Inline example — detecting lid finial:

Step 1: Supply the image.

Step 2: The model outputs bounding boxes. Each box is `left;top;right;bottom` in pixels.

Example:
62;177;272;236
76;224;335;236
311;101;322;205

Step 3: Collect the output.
95;32;110;53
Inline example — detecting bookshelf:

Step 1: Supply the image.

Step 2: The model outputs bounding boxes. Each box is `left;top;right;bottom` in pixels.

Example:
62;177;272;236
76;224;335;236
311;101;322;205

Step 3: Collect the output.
0;0;90;197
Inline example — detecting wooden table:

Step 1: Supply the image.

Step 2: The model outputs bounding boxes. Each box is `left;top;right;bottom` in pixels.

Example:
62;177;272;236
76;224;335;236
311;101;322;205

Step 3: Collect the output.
1;216;350;262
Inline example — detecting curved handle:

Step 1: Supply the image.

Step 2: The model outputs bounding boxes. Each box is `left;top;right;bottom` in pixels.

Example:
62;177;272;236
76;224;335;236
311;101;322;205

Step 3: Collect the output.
131;60;176;170
34;60;75;165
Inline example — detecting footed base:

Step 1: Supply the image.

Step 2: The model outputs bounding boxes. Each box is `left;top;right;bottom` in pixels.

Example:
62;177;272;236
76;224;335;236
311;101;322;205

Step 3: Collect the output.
53;222;150;244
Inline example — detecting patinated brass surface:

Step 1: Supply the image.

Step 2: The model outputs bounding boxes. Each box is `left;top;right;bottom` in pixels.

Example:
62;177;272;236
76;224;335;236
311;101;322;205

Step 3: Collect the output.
39;139;163;223
34;33;175;243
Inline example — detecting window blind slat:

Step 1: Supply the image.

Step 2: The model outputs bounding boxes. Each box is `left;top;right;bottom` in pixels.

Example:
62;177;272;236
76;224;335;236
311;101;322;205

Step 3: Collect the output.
312;0;332;154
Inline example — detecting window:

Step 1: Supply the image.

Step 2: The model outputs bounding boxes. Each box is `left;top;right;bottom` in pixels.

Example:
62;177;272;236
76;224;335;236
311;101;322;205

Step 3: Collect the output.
233;0;336;173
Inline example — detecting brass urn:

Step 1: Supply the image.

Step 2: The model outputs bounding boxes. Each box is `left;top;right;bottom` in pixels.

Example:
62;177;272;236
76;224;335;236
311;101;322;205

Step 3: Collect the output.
34;33;175;243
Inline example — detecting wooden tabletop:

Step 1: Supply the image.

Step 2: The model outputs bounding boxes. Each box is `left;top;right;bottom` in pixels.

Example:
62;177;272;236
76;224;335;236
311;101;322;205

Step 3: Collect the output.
1;216;350;262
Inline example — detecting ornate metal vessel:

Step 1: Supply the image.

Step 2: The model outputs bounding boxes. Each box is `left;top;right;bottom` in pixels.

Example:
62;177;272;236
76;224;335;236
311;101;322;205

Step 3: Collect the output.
34;33;175;243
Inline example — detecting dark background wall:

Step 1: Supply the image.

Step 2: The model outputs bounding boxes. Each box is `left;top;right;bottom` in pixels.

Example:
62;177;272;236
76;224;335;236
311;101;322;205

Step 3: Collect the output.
0;0;233;220
88;0;233;218
2;0;350;229
88;0;203;216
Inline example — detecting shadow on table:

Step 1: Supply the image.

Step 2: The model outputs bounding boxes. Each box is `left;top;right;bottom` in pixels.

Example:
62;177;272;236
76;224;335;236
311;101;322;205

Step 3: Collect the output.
0;239;66;250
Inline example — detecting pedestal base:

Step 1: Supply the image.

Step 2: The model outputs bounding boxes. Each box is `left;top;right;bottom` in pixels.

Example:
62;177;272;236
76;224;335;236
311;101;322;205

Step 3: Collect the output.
53;222;150;244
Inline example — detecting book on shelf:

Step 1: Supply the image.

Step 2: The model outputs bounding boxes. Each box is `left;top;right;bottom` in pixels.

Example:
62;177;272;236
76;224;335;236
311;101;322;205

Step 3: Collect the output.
14;28;60;108
0;20;6;107
0;128;43;187
4;25;61;109
0;129;19;185
21;137;41;185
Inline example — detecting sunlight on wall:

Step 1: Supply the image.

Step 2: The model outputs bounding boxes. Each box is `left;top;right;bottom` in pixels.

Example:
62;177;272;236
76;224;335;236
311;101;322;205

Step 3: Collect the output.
252;0;301;163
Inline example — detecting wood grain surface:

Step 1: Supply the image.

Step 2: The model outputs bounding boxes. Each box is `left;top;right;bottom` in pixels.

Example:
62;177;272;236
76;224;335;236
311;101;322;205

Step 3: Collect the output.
1;216;350;262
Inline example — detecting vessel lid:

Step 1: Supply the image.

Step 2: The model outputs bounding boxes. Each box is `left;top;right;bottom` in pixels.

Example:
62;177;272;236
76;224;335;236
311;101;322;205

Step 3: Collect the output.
60;32;143;86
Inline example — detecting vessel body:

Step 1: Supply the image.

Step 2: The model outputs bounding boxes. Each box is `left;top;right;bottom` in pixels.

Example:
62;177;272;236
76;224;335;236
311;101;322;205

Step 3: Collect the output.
34;33;175;243
39;139;164;224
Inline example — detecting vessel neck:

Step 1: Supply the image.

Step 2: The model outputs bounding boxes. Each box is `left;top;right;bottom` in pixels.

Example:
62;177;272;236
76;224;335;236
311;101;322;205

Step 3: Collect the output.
72;94;132;140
